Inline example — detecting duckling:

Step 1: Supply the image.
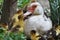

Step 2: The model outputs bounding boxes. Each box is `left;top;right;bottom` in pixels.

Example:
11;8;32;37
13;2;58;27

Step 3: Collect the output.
55;25;60;36
51;25;60;40
0;23;8;33
10;10;24;32
30;30;41;40
0;23;8;30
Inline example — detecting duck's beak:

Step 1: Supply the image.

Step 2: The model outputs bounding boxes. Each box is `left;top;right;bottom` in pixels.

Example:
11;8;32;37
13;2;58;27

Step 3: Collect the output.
23;5;37;20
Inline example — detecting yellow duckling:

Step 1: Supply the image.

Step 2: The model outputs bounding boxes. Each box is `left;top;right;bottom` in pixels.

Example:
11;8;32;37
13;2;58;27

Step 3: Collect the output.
10;10;24;32
0;23;8;33
30;30;41;40
55;25;60;36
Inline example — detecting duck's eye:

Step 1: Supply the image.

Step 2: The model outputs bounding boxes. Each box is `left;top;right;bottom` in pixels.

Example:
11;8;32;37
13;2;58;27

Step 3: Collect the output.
32;5;37;8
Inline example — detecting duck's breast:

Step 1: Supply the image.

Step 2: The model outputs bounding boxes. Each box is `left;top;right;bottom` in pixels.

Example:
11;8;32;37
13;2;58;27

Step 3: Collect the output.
24;15;52;36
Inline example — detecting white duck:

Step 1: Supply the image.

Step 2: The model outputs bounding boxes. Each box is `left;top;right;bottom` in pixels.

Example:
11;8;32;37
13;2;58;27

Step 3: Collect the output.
24;1;52;38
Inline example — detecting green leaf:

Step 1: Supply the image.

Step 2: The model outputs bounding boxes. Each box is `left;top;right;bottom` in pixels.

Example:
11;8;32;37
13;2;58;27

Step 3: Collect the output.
17;0;30;9
49;0;60;25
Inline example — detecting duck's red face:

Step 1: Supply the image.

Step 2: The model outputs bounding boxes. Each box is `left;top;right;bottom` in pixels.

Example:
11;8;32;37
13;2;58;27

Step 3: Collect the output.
27;5;37;13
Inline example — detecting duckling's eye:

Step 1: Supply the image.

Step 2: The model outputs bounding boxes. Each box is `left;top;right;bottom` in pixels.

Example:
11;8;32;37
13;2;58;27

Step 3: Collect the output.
18;15;21;20
30;30;36;35
59;29;60;30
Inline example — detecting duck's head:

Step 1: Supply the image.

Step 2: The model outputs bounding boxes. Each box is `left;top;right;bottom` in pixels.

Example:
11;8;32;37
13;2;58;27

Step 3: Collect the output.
27;3;37;13
27;2;44;15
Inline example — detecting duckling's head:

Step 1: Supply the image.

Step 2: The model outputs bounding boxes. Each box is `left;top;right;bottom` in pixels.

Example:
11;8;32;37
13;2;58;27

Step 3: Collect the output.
0;23;8;31
13;9;24;21
30;30;41;40
16;9;23;16
55;25;60;36
10;10;24;32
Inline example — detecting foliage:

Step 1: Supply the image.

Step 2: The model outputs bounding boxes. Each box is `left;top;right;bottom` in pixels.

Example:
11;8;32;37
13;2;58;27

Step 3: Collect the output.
0;0;30;40
17;0;30;9
0;0;3;5
0;27;26;40
49;0;60;25
0;0;3;14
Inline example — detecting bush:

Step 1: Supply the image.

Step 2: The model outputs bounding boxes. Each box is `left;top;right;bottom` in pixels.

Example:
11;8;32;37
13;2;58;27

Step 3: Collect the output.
0;27;26;40
49;0;60;25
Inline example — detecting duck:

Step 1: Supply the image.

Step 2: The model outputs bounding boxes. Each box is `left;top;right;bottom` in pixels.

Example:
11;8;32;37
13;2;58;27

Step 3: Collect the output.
24;1;52;39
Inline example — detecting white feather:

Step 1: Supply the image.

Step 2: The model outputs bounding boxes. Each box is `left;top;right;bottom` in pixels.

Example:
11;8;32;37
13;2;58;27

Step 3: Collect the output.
24;2;52;37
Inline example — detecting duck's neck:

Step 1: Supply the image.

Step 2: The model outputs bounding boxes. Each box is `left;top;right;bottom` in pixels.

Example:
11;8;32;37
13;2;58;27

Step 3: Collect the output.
24;11;32;16
24;11;45;18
